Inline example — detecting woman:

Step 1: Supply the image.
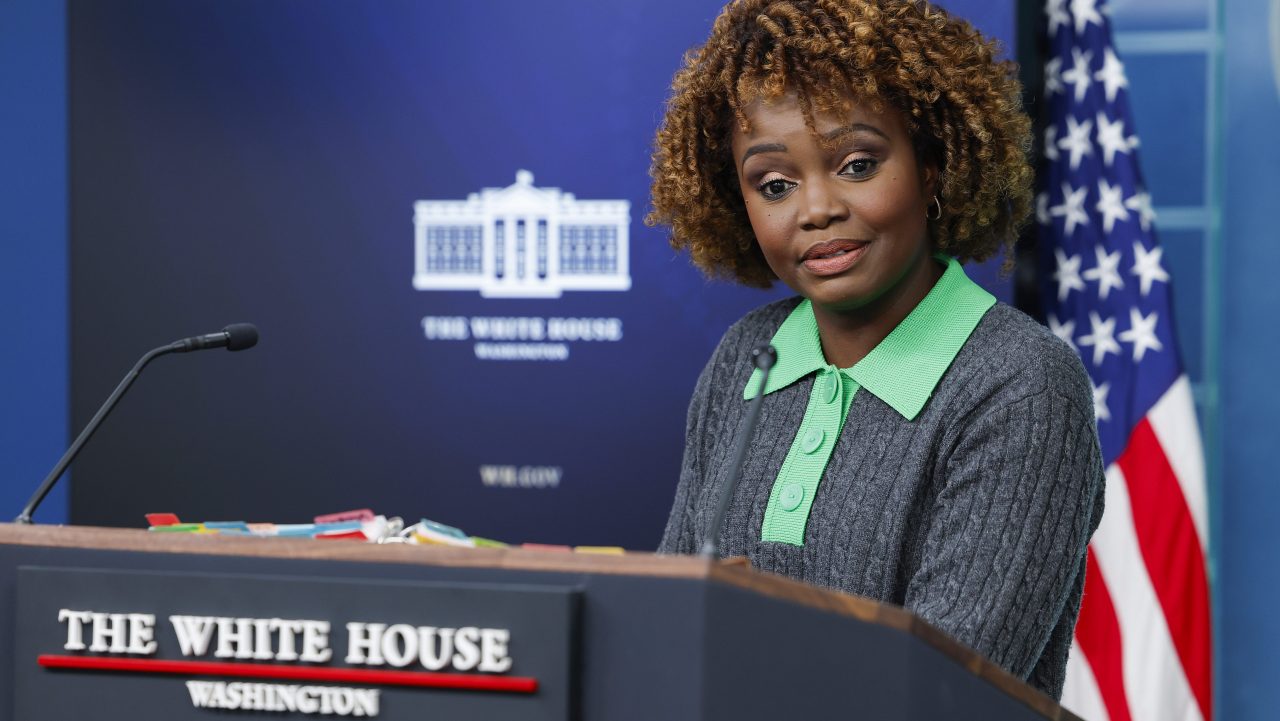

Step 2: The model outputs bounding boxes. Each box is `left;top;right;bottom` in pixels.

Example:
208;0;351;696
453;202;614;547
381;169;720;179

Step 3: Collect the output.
648;0;1104;700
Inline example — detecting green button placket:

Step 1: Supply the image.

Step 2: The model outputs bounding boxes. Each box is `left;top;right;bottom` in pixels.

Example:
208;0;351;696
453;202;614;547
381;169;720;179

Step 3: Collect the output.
747;256;996;547
760;367;860;545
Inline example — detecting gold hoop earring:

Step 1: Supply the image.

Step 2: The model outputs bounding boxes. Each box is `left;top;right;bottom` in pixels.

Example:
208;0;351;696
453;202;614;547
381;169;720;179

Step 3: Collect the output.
926;195;943;221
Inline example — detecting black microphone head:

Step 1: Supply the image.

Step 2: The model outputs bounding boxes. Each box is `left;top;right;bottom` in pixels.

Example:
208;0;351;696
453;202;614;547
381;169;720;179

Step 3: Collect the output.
223;323;259;351
752;344;777;370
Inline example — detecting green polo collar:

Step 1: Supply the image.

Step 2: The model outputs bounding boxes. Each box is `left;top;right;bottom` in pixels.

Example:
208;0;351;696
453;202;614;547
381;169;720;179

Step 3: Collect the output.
744;256;995;421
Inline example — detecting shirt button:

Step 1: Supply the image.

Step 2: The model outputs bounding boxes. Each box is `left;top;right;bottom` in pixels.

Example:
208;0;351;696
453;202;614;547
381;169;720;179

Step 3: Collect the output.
802;428;824;454
780;484;804;511
824;371;840;405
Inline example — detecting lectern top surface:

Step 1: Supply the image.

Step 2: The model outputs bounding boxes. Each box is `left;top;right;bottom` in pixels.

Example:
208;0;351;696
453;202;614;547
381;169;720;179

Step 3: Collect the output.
0;522;712;575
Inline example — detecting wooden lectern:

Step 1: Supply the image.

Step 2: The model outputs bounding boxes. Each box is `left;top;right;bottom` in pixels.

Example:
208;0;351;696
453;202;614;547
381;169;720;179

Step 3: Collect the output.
0;524;1082;720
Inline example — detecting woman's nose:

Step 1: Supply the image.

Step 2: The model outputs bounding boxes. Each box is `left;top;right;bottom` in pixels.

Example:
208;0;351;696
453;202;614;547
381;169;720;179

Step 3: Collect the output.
796;179;849;230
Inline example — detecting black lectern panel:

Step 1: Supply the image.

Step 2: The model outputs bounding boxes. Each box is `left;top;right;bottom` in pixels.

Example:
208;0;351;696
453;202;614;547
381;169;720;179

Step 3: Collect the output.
0;526;1077;721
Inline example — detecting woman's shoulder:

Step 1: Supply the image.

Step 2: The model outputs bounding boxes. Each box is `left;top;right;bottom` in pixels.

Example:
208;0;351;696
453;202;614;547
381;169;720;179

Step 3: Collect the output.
949;302;1096;417
689;296;803;402
709;295;804;363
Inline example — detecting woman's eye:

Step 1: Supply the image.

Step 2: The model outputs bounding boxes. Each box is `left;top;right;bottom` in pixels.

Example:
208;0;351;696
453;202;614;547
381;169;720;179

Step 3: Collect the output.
840;157;878;178
757;178;795;200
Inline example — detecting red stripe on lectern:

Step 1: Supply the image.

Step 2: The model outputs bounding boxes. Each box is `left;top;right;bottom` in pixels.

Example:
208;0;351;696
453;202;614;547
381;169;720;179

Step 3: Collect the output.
37;655;537;693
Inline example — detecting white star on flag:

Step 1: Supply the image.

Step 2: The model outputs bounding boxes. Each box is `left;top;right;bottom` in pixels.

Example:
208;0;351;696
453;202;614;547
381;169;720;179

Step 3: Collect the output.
1095;178;1130;232
1082;245;1125;299
1091;379;1112;422
1093;47;1128;102
1058;115;1094;170
1050;182;1090;236
1117;307;1164;362
1095;112;1133;166
1044;124;1061;161
1077;311;1121;366
1124;190;1157;231
1053;248;1087;301
1045;57;1065;96
1048;313;1078;350
1046;0;1071;35
1037;191;1052;226
1062;47;1095;103
1070;0;1104;35
1131;241;1171;296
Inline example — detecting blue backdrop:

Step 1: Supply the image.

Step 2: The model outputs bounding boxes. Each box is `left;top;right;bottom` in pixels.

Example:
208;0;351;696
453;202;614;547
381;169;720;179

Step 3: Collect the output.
57;0;1013;549
1219;0;1280;715
0;0;68;525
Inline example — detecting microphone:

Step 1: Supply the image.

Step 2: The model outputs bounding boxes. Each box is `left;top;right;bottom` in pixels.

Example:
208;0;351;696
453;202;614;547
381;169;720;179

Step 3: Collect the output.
14;323;259;524
700;344;777;559
172;323;259;353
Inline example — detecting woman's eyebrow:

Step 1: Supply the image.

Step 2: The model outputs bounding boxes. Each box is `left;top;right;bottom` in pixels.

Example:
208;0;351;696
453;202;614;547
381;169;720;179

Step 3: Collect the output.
823;123;890;142
738;123;890;170
739;143;787;168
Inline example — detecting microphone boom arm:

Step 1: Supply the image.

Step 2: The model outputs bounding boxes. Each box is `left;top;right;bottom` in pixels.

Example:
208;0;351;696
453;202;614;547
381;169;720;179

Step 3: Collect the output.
16;323;257;523
700;344;777;559
15;342;181;524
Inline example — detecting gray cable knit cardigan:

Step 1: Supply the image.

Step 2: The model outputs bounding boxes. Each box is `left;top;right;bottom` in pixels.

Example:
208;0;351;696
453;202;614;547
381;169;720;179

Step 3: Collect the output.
659;297;1105;699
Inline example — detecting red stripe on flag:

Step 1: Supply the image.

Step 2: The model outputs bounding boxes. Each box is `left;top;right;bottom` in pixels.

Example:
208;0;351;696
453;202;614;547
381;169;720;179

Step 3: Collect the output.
37;655;538;693
1116;418;1212;721
1075;549;1133;721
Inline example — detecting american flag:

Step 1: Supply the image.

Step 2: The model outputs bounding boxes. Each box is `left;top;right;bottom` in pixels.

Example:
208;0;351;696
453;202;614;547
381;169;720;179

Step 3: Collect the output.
1035;1;1212;719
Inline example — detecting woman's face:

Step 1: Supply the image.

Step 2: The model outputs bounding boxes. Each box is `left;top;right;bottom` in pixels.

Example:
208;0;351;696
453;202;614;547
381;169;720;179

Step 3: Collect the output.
731;92;937;314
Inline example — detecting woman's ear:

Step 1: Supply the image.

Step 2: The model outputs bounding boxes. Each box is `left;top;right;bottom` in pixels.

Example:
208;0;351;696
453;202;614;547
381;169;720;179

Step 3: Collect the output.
921;161;940;200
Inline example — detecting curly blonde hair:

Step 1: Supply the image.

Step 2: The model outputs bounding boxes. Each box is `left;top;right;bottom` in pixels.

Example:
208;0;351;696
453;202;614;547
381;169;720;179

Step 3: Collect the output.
647;0;1033;287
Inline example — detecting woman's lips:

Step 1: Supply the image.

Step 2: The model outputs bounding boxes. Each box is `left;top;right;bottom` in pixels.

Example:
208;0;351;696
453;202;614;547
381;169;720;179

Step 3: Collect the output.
800;240;869;276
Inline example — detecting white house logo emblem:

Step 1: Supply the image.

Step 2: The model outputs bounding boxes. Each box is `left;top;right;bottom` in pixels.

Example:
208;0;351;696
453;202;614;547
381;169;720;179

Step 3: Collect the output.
413;170;631;298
